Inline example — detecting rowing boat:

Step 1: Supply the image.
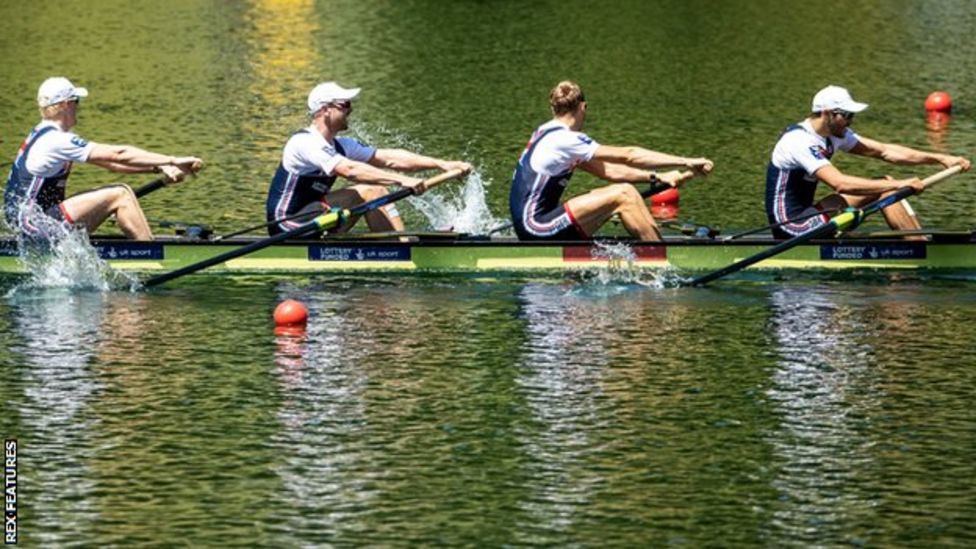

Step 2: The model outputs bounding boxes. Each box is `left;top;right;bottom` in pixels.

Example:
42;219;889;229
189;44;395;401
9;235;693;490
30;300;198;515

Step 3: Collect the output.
3;231;976;275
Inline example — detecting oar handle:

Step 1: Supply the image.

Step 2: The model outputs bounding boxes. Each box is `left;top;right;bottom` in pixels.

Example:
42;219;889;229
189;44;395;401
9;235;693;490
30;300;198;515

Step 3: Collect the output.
861;165;965;219
417;168;467;193
639;181;673;198
921;164;963;188
134;177;168;198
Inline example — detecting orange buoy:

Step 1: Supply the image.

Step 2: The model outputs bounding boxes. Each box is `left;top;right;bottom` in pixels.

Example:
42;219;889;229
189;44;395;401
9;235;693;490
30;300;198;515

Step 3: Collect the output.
924;91;952;113
274;299;308;326
650;186;679;206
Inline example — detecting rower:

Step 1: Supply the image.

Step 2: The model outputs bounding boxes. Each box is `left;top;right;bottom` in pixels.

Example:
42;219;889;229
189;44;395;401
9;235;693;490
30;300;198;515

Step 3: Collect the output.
765;85;970;239
265;82;471;236
3;77;203;241
509;80;713;242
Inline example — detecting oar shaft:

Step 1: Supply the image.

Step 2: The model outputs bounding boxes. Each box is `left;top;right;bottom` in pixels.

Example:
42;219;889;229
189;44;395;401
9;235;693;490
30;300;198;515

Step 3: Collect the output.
143;212;340;287
134;178;167;198
690;222;838;286
640;181;673;198
690;165;964;286
215;208;324;242
143;168;467;287
724;208;841;241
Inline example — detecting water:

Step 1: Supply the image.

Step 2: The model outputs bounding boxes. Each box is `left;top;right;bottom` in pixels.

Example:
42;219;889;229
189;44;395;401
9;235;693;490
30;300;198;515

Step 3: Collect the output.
2;276;975;545
2;0;976;546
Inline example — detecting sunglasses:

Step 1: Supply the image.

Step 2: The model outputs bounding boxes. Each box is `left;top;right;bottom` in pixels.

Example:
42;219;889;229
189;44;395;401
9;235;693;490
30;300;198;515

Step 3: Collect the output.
331;101;352;111
831;110;855;121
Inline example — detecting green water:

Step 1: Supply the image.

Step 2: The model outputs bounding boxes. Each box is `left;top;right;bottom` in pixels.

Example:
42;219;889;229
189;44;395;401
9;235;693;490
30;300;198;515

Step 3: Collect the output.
2;276;976;546
2;0;976;546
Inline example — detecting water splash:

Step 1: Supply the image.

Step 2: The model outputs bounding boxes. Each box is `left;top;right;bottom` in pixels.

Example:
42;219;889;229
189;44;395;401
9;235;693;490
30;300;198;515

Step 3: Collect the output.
409;170;505;235
5;205;139;294
348;120;504;235
576;240;688;290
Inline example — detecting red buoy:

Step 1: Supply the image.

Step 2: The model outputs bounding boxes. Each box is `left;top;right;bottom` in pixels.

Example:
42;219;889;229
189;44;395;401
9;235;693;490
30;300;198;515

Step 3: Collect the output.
274;299;308;326
925;91;952;113
650;186;679;206
651;204;679;221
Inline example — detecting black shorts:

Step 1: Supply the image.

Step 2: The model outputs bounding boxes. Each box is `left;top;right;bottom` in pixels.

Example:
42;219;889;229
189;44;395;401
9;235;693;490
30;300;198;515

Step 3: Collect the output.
771;206;829;239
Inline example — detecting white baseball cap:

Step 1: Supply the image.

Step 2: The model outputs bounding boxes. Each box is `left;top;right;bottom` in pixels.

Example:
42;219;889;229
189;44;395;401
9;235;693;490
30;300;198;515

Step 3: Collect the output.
307;82;361;113
811;85;868;113
37;77;89;108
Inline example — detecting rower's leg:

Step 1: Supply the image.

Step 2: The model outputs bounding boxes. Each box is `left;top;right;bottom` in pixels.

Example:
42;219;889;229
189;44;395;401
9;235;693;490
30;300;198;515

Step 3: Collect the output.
881;200;922;232
61;184;152;240
360;188;405;232
837;192;924;238
322;185;405;233
566;184;661;240
817;193;851;212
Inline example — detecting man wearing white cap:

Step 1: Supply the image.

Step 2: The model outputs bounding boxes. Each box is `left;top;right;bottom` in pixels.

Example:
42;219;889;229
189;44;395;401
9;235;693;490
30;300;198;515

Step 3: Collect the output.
265;81;471;235
765;85;970;238
3;77;203;241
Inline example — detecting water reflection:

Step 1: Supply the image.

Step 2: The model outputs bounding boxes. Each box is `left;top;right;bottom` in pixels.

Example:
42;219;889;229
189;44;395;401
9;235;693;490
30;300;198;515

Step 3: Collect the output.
269;287;378;540
764;286;882;543
4;289;107;544
925;111;951;149
512;284;610;536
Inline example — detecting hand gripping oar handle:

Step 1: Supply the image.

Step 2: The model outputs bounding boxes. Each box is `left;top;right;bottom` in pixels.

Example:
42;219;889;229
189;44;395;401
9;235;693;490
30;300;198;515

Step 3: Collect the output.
142;168;466;288
418;168;467;192
689;165;964;287
640;180;674;198
852;164;963;221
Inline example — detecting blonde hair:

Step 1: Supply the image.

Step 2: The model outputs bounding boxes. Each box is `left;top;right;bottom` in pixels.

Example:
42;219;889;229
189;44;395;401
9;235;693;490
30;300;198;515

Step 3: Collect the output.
40;102;70;120
549;81;586;116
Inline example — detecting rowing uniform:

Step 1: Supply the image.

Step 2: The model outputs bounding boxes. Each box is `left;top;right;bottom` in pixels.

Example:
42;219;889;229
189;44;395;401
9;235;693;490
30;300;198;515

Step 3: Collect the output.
266;127;376;235
4;120;92;237
765;119;860;238
509;120;599;240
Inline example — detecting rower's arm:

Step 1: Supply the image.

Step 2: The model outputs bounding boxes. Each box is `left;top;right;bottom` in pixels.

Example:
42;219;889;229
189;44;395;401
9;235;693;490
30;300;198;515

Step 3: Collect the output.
815;164;922;195
333;157;421;187
370;149;471;174
591;145;713;174
579;161;696;188
87;144;203;173
578;159;655;182
850;137;971;170
86;159;154;174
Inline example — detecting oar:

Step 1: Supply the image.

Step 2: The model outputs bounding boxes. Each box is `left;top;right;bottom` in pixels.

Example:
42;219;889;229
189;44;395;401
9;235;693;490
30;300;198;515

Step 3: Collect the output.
134;177;168;198
689;165;964;286
660;219;719;238
721;207;843;241
481;180;677;237
135;158;204;198
142;168;466;288
640;180;675;199
214;208;325;242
